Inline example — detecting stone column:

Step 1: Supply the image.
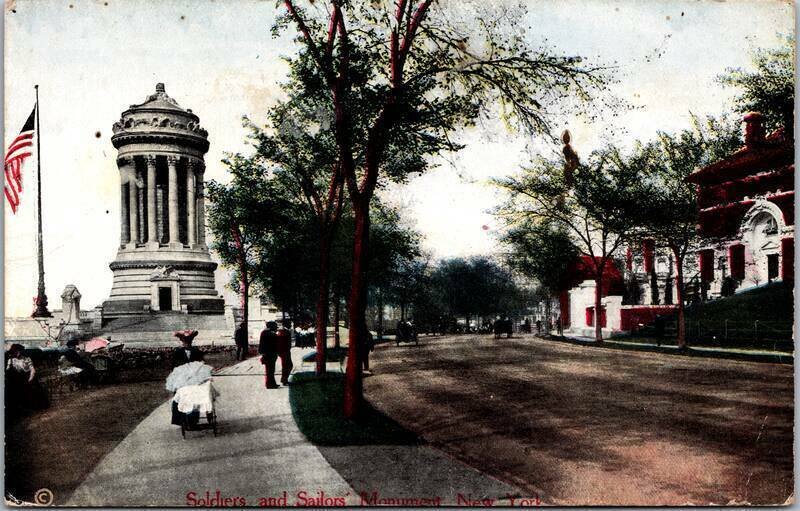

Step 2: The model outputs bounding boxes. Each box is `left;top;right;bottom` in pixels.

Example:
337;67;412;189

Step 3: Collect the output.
196;164;207;246
137;168;145;243
186;160;197;246
119;177;129;246
145;155;158;246
167;155;180;246
126;159;139;247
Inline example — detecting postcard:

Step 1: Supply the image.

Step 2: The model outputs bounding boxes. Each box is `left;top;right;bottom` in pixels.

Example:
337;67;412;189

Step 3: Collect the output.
4;0;794;507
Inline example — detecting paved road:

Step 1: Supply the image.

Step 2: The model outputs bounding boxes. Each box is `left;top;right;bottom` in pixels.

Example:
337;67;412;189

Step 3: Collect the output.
67;348;520;507
364;334;794;506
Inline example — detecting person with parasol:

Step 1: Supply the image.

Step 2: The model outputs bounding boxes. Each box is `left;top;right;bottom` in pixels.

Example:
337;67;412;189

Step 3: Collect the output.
172;329;204;367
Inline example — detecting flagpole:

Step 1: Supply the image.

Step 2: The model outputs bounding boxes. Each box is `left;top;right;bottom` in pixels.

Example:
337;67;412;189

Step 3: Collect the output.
32;84;51;318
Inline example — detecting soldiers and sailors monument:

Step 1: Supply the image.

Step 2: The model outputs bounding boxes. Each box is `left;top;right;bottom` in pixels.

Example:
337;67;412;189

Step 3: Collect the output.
101;83;226;340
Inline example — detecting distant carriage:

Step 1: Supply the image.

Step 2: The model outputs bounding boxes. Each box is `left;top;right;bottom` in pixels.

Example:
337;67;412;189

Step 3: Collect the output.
493;318;513;339
395;320;418;346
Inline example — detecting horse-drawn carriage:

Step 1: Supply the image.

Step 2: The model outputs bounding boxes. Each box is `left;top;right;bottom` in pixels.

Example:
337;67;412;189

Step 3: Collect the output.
493;318;513;339
395;320;418;346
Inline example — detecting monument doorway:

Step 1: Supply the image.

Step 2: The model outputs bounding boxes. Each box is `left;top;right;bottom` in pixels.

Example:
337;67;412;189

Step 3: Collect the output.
159;287;173;311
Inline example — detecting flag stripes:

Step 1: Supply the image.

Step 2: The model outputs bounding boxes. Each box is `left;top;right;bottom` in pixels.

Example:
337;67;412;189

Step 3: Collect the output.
4;108;36;213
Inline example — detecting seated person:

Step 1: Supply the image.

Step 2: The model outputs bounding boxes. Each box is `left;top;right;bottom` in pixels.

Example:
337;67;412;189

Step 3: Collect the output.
6;343;48;414
60;339;96;384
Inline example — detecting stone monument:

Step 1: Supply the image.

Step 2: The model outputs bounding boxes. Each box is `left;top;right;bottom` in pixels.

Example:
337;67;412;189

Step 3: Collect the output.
102;84;224;321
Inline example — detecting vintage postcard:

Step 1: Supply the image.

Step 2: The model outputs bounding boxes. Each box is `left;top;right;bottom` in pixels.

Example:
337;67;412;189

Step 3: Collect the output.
3;0;795;507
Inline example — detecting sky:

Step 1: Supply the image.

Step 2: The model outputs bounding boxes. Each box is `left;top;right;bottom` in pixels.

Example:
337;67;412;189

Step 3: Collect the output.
3;0;793;317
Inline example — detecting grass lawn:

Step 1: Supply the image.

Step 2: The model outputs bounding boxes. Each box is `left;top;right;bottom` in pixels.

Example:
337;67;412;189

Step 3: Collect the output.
301;346;348;363
288;371;418;446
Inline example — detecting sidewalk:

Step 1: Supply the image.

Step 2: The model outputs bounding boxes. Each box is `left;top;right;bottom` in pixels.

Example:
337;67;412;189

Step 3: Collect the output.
551;333;793;364
66;351;353;507
67;348;520;507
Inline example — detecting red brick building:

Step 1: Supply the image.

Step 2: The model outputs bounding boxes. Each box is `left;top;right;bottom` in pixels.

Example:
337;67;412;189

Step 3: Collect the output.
687;112;794;295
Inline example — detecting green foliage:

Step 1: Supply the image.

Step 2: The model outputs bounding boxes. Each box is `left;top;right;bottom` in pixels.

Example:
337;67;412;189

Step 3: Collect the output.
426;255;530;321
496;143;645;275
686;281;793;326
718;35;794;132
276;0;618;196
502;220;579;295
206;153;296;299
633;115;742;253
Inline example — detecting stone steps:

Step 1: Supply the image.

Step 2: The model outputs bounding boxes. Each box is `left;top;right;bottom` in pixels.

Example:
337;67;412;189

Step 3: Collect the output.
99;313;233;347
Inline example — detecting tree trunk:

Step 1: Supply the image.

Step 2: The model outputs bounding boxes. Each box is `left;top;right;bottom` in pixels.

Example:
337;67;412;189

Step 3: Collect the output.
594;276;604;343
377;290;385;342
333;292;341;349
545;299;551;334
239;265;249;330
650;269;659;305
232;226;248;328
672;246;687;349
314;232;333;375
344;201;370;419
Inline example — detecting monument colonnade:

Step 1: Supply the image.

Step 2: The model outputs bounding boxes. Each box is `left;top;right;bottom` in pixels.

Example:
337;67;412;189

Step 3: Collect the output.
117;154;206;249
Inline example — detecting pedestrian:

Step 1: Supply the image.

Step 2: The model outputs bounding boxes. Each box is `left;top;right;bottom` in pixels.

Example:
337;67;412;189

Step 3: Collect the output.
259;321;279;389
172;330;203;367
535;319;542;335
234;322;248;361
277;319;293;385
360;325;375;373
556;315;563;335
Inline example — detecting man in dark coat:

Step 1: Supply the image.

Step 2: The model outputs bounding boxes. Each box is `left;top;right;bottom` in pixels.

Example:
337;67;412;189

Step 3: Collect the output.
277;319;293;385
259;321;279;389
359;324;375;372
172;330;203;367
234;322;248;361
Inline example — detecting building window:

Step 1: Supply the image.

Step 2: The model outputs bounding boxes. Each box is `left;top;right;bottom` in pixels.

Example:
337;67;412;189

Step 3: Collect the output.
728;244;745;280
699;249;715;282
642;239;655;274
768;254;780;282
781;238;794;281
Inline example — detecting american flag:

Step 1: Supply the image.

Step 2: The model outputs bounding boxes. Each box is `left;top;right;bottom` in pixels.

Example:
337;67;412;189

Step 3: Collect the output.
4;107;36;214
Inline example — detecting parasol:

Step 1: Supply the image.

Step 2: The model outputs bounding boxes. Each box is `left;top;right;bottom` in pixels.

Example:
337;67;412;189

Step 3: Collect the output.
84;338;110;353
165;361;213;392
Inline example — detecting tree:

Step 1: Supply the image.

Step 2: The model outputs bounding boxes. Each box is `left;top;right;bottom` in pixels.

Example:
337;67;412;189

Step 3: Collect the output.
206;154;289;329
429;255;526;330
718;36;794;132
367;205;420;337
278;0;613;417
497;142;644;342
502;219;580;331
633;115;741;348
252;95;345;375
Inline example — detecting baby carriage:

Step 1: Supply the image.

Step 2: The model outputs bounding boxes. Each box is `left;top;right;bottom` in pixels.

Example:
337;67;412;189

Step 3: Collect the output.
166;362;219;438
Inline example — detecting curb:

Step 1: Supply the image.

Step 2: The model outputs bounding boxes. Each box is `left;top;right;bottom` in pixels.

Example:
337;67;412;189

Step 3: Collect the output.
545;334;793;365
